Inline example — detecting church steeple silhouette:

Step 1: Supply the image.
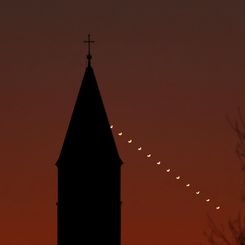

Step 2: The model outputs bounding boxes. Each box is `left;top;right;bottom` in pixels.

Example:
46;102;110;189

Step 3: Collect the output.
56;35;122;245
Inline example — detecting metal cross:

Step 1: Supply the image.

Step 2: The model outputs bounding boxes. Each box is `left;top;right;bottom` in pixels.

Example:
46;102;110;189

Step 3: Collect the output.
84;34;95;57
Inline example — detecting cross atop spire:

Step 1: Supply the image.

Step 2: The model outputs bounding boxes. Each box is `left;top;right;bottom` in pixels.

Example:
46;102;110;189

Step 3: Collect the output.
84;34;95;65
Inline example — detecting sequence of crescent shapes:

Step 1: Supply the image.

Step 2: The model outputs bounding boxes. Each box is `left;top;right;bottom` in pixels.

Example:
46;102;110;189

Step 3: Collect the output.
110;125;221;211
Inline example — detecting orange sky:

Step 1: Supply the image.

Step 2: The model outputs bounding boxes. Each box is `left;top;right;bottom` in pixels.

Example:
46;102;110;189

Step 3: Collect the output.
1;0;245;244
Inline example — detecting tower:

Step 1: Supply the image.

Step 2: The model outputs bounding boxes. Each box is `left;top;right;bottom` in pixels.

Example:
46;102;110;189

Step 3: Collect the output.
56;35;122;245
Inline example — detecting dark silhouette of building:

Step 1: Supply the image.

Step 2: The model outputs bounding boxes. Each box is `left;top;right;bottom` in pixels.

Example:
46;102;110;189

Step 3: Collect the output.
56;35;122;245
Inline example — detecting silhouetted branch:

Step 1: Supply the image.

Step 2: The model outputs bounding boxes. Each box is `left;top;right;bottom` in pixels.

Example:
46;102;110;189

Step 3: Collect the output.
204;108;245;245
227;108;245;165
205;214;245;245
204;215;232;245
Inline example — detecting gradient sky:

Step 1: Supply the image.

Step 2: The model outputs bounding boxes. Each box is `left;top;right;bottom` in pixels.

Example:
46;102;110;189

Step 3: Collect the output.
1;0;245;244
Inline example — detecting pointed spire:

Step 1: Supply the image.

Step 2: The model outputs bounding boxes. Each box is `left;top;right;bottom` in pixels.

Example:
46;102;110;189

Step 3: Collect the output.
56;43;122;245
83;34;95;66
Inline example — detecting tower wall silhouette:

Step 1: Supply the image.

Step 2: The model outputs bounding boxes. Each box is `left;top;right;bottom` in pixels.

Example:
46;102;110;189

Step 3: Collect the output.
56;62;122;245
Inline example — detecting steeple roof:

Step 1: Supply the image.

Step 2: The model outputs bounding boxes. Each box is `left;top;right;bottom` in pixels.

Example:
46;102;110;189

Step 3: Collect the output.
57;55;121;166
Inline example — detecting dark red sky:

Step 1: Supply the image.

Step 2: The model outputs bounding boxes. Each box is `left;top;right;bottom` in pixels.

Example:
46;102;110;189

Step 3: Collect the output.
1;0;245;244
